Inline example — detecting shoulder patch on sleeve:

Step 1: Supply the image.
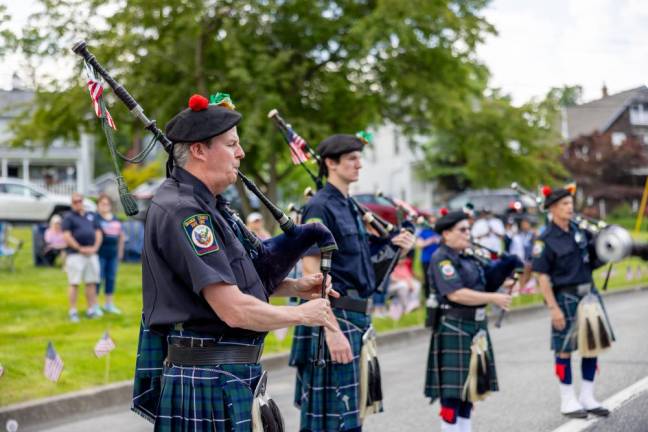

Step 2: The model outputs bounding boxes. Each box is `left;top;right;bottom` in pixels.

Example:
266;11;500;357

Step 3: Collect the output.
305;217;323;224
438;259;458;280
182;214;220;256
532;240;544;257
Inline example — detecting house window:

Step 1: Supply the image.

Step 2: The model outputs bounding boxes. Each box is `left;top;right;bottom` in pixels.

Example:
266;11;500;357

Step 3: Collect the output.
630;103;648;126
611;132;626;146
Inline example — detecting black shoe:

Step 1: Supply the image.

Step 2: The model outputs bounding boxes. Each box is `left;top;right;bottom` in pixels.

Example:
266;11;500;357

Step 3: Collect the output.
562;409;588;419
587;406;610;417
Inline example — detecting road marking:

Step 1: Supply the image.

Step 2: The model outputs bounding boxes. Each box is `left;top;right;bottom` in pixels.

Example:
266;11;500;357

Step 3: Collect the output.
551;375;648;432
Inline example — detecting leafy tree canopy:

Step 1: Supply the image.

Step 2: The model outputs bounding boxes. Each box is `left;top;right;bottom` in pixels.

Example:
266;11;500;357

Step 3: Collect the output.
7;0;564;209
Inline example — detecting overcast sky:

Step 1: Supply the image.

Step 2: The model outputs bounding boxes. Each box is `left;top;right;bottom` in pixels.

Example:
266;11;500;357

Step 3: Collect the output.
2;0;647;105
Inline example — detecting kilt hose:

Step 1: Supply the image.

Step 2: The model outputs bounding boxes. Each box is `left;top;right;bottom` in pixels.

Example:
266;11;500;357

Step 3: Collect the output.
289;308;374;431
552;289;615;354
424;316;498;402
132;321;266;432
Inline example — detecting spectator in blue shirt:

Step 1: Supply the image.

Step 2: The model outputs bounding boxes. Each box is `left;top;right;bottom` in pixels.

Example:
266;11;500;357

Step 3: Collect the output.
62;192;103;322
417;214;441;298
96;194;125;314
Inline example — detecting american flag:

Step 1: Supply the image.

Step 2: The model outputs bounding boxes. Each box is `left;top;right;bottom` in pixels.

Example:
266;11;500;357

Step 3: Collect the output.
94;331;116;358
44;341;64;382
0;363;4;378
87;78;117;130
287;127;310;165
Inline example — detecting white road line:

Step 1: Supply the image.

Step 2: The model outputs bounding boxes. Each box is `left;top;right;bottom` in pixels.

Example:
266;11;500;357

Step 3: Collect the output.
551;375;648;432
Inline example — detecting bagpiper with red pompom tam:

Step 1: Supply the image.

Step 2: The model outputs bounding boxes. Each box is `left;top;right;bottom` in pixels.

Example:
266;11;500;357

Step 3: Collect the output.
531;184;614;420
424;208;520;432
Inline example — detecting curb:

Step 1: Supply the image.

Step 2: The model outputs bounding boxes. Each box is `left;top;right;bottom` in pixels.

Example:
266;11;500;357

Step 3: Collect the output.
2;284;645;429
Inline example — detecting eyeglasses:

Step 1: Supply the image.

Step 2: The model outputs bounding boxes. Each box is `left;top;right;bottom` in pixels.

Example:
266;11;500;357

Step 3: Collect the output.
72;199;83;204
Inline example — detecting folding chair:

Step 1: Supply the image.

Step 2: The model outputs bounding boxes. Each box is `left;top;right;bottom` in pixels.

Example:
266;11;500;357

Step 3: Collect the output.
0;222;23;272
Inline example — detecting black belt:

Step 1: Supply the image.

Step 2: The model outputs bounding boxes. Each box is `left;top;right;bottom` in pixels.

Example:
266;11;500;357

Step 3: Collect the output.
442;307;487;322
331;295;370;314
166;342;263;366
554;283;592;296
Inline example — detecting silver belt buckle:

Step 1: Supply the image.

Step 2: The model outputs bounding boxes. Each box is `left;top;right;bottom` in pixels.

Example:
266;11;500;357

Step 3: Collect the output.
475;308;486;321
577;283;592;296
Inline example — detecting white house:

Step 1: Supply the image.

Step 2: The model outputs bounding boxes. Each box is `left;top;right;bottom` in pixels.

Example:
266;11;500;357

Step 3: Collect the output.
0;88;95;195
351;123;436;210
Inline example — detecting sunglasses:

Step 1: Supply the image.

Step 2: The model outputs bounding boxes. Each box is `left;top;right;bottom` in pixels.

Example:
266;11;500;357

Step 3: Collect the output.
72;199;83;204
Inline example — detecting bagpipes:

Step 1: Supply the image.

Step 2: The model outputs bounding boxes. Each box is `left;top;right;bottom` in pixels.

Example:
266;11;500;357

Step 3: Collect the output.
595;224;648;262
267;109;414;293
71;40;337;316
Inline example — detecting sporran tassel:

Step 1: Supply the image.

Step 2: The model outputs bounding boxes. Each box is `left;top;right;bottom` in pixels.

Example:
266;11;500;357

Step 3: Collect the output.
476;352;490;395
370;357;383;403
597;316;612;349
586;318;597;351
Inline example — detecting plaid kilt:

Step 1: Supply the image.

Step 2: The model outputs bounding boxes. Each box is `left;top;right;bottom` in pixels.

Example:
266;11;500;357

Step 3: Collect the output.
552;290;615;353
424;316;498;402
132;317;166;422
134;324;266;432
290;308;374;432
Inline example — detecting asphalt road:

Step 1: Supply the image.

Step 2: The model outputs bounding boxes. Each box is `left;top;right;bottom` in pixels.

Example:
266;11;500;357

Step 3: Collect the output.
31;288;648;432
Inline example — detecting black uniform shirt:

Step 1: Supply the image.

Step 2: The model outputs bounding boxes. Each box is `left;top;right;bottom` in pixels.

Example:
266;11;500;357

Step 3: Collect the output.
302;183;375;298
531;221;596;288
428;243;487;309
142;167;267;336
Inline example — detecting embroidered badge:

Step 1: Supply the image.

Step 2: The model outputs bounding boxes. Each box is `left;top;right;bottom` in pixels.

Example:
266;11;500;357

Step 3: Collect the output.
305;217;323;224
182;214;219;256
532;240;544;257
439;259;457;280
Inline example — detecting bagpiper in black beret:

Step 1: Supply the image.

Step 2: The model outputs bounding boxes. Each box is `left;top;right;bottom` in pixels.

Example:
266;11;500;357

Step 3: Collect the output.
434;208;470;233
165;93;242;145
542;183;576;209
316;134;366;158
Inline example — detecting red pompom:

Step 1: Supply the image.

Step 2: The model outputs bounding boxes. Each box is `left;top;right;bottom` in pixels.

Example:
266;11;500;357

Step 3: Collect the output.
439;207;449;216
541;185;552;198
188;94;209;111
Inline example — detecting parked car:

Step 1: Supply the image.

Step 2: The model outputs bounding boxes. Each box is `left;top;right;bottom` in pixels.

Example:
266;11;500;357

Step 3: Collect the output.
0;178;96;223
131;177;259;220
447;188;537;217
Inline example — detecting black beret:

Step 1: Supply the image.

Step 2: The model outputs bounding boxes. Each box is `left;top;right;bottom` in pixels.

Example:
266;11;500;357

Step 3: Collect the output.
544;188;572;209
165;95;242;145
316;134;365;158
434;210;469;233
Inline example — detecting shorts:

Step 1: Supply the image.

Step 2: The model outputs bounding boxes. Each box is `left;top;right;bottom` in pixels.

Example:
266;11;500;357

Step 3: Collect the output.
66;253;100;285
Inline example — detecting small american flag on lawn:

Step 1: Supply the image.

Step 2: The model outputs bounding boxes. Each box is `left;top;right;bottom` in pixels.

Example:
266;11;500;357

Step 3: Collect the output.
44;341;64;382
94;331;116;358
0;363;4;378
287;127;310;165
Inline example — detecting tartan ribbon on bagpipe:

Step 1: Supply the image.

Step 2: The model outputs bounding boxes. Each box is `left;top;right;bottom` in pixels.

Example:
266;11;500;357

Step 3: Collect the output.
85;63;116;130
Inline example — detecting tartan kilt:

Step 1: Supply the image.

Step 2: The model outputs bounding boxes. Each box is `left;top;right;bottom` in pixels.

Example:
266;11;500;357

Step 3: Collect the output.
154;330;265;432
132;318;166;423
552;290;615;353
424;316;498;402
290;308;373;432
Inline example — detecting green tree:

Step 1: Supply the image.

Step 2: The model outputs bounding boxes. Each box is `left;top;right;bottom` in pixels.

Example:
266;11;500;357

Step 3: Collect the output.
417;87;567;192
12;0;524;217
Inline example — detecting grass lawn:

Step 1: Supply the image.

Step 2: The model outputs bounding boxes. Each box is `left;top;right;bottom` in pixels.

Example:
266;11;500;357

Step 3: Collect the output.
1;226;648;406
